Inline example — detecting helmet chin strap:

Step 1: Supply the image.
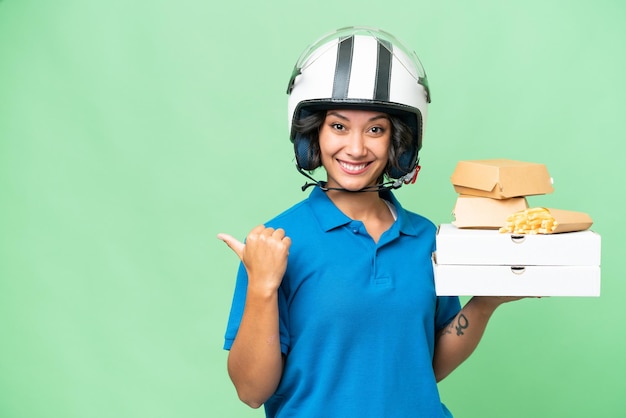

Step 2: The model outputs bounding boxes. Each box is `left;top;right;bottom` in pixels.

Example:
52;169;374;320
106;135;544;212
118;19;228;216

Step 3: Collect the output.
297;165;420;193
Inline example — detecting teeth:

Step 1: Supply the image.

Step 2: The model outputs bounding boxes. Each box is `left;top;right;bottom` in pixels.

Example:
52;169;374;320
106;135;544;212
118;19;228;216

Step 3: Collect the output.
339;161;367;171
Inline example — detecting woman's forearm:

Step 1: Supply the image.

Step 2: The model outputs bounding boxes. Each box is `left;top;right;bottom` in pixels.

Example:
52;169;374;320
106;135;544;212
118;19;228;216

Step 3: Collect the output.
227;287;284;408
432;296;505;382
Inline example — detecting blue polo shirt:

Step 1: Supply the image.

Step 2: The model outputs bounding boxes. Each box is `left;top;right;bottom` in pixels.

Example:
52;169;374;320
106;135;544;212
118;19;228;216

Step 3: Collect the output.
224;187;461;418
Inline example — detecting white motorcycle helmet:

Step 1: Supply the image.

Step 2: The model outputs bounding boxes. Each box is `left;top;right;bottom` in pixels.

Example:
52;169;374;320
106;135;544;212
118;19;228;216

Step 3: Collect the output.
286;26;431;186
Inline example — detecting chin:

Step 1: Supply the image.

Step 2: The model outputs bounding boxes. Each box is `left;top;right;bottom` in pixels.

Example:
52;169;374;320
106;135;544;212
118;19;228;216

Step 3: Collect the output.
332;180;379;191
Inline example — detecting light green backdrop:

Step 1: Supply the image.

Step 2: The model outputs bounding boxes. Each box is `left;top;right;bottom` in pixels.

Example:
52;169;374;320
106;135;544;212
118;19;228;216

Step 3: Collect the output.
1;1;624;417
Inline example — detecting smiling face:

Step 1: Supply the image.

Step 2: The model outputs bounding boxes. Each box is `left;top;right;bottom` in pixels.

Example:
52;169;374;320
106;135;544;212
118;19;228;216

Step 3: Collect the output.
318;109;391;191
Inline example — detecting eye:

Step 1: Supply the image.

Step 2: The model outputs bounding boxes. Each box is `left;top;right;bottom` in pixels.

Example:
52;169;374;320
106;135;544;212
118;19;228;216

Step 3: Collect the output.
369;126;386;135
330;123;346;131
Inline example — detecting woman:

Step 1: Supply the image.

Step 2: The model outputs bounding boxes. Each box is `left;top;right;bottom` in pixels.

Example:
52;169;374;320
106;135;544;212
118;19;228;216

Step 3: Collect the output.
218;26;519;417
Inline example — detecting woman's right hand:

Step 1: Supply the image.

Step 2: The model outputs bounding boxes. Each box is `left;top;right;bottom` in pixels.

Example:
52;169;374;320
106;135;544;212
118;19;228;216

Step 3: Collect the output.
217;225;291;294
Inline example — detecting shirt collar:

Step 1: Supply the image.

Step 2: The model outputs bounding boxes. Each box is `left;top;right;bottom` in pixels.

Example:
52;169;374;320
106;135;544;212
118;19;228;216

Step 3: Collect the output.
307;186;421;236
308;186;351;232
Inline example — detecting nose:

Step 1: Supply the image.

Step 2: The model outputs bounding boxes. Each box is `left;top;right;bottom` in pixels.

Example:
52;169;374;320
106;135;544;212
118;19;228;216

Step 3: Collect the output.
345;132;367;157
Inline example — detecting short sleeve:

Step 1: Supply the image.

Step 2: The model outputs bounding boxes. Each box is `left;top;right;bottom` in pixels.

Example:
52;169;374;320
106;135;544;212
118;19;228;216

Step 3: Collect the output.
434;295;461;332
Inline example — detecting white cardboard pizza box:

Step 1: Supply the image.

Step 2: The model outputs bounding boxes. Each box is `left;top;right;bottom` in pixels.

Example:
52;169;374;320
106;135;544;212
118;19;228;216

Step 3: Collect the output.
433;264;601;297
435;224;600;266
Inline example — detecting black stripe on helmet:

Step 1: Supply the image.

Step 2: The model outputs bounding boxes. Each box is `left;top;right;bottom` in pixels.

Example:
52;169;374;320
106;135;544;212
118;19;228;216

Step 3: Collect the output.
374;40;392;101
332;36;354;99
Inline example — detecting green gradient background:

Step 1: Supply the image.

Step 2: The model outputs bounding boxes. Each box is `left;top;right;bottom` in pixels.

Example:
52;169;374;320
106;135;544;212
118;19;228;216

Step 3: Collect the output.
1;1;624;417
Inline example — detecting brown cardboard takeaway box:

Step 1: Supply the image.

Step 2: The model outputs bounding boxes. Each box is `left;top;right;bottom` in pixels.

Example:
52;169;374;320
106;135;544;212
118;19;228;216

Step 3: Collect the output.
452;195;528;229
450;159;554;199
547;209;594;233
433;224;601;297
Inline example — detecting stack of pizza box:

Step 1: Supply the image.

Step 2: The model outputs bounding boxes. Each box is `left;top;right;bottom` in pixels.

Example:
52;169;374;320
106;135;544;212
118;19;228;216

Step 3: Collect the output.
433;159;601;297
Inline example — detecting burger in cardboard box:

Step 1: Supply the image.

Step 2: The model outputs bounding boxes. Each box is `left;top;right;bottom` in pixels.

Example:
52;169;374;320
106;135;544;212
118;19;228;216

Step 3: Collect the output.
452;195;528;229
450;158;554;199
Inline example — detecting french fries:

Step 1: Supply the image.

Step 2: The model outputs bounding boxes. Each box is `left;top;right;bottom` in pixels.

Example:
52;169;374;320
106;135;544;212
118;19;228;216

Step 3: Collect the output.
499;207;558;234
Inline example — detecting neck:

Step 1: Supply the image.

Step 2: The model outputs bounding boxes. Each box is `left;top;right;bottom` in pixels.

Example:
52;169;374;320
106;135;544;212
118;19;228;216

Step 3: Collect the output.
325;188;389;221
325;188;395;244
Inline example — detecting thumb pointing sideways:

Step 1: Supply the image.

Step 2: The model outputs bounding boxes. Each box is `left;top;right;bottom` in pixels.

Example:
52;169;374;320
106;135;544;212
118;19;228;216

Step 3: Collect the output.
216;233;245;260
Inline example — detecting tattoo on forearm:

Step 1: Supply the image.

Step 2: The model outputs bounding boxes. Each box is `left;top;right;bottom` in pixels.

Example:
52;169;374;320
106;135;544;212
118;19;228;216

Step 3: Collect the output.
455;314;469;336
440;313;470;337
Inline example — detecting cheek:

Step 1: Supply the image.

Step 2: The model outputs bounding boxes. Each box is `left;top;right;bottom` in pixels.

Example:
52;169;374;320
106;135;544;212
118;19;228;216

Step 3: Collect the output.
318;132;340;156
373;137;392;158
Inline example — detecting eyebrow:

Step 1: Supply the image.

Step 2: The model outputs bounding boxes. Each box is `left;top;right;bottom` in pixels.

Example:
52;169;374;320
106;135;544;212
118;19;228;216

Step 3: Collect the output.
326;111;389;122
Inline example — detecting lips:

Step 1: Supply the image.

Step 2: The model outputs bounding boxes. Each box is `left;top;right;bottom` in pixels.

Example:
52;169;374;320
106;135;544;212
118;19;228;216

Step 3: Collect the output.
338;160;370;174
